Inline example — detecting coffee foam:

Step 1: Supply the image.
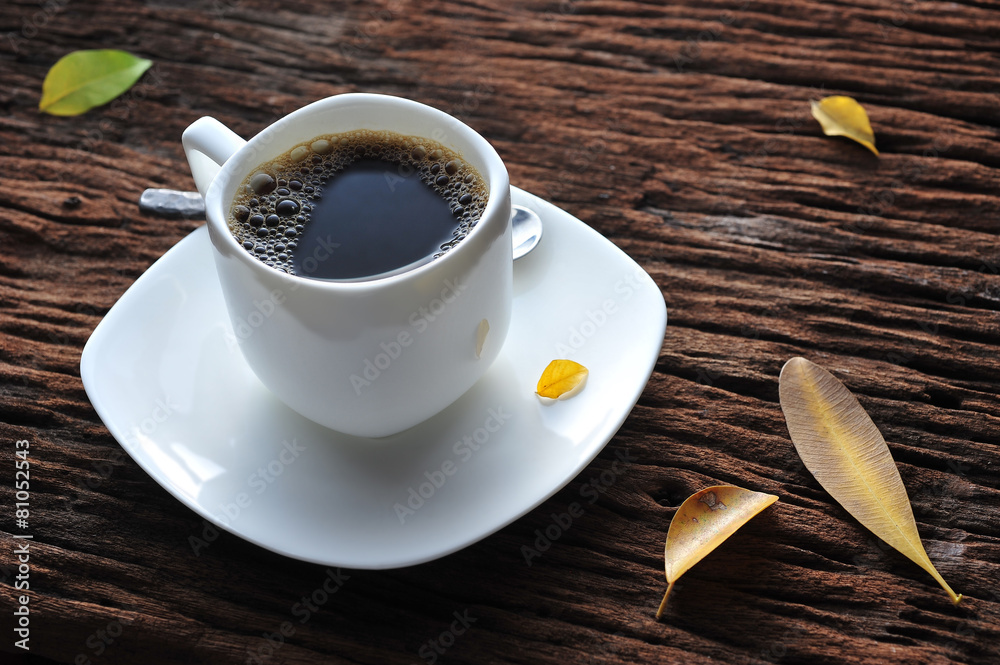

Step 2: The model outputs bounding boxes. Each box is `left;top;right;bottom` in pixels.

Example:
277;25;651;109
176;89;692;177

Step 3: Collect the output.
227;130;489;276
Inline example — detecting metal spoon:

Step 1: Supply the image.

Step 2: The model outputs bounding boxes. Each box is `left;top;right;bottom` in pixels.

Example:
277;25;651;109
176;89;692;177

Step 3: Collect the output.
140;188;542;260
510;204;542;260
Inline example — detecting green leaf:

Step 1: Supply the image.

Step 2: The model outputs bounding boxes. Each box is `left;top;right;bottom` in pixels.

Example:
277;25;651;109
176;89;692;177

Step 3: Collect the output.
39;49;153;116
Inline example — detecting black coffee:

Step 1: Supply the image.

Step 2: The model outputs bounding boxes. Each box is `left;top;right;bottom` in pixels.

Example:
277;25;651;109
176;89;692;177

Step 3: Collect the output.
227;130;488;281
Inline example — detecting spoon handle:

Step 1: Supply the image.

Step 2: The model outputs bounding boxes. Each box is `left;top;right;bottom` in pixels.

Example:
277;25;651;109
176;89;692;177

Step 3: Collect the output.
139;188;206;218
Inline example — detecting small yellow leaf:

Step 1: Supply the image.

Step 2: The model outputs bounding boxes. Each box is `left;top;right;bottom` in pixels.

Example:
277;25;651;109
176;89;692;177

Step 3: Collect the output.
810;96;879;156
657;486;778;619
779;357;962;605
536;359;588;400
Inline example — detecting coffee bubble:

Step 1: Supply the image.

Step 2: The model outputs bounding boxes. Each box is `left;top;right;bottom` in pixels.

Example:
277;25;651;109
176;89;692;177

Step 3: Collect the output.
275;199;299;216
250;173;276;195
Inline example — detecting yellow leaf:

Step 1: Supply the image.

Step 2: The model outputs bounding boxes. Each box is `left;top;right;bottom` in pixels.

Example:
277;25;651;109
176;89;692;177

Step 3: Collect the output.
535;359;588;400
779;357;962;605
657;485;778;619
810;96;879;156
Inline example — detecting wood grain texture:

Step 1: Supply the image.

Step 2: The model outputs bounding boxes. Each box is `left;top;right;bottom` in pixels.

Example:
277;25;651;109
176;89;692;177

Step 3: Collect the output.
1;0;999;663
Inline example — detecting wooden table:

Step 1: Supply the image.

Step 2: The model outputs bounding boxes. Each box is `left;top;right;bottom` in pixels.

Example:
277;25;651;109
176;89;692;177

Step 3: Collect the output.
2;1;999;663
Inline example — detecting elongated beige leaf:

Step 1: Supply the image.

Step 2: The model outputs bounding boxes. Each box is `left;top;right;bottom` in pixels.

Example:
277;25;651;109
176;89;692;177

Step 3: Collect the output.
536;359;588;400
779;357;961;604
657;485;778;619
810;96;879;156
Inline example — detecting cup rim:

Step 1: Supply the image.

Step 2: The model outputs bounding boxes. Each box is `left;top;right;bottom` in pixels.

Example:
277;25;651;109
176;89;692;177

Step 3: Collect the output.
203;93;510;292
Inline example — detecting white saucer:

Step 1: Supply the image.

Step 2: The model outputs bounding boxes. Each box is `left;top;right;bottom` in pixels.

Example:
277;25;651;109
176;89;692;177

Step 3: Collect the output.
80;187;667;569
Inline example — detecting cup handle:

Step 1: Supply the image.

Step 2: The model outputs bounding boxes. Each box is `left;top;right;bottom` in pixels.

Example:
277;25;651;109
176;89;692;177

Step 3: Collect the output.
182;117;247;199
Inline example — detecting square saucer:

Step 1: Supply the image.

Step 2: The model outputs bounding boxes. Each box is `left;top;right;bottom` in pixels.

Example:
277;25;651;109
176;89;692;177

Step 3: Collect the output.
80;187;667;569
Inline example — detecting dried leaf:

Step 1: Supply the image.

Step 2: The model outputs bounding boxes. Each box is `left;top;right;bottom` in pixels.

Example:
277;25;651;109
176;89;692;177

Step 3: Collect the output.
779;357;962;604
657;486;778;619
535;359;588;401
40;49;152;116
810;96;879;156
476;319;489;359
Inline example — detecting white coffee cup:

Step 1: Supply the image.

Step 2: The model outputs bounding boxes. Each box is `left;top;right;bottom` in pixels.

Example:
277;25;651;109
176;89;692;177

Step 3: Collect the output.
182;93;512;438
